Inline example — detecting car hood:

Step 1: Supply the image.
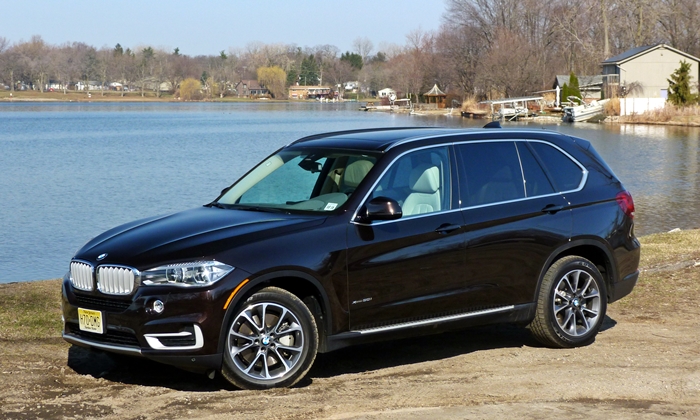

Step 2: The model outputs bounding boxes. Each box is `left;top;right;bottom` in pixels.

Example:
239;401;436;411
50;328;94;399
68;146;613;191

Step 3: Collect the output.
73;206;324;269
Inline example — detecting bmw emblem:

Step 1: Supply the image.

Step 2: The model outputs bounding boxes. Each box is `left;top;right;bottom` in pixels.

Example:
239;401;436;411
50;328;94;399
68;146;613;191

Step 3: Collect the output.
97;253;108;261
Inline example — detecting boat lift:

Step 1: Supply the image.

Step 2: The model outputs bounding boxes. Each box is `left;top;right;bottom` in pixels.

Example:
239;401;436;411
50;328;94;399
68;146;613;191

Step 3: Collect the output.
480;96;544;121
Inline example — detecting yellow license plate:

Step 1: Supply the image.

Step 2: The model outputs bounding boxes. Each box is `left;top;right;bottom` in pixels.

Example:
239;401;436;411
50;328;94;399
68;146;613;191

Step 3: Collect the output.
78;308;104;334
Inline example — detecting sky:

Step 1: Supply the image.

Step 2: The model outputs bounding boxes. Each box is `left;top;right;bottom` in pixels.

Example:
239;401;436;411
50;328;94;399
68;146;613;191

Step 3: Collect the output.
2;0;446;56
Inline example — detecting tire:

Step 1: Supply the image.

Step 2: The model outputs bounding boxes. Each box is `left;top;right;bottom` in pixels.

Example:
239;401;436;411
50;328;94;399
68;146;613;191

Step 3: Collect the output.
530;256;607;348
221;287;318;389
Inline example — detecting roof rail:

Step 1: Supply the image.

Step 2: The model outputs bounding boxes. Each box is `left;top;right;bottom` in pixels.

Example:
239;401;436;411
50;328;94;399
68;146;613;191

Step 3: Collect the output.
290;127;434;145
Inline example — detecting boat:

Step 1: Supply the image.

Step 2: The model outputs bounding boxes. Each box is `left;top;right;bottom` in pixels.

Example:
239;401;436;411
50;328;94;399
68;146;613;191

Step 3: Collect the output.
562;96;609;122
497;102;529;120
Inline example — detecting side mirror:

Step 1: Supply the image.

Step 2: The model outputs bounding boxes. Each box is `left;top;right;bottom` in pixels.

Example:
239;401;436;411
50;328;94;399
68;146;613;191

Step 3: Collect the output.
357;196;402;223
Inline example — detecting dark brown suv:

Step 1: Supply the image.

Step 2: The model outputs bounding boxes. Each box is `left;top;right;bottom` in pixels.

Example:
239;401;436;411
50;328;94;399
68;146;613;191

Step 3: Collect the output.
62;126;640;389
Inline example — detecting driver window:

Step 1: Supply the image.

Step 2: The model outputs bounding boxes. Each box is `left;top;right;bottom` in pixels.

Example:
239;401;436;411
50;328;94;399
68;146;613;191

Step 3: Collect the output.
371;146;451;216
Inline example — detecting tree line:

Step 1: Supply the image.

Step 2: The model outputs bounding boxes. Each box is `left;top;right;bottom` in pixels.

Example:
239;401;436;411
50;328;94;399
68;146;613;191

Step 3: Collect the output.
1;0;698;101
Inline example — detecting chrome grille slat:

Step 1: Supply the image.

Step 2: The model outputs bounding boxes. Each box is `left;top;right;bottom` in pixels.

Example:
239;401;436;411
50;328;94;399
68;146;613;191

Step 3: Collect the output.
70;261;94;291
97;265;137;295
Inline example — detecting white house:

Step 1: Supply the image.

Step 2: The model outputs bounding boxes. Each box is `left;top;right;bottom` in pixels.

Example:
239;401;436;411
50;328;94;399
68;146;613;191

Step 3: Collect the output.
602;44;700;99
377;88;396;98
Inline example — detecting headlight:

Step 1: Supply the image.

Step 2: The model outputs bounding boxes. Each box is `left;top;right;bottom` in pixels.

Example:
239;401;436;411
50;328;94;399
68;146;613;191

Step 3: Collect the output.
141;261;234;287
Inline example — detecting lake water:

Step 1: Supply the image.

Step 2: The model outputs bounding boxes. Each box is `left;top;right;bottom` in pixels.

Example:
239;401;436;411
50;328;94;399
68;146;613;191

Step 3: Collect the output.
1;102;698;283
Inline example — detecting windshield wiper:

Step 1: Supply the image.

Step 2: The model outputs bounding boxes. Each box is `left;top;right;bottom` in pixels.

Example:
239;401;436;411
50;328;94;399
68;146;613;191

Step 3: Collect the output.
231;205;290;214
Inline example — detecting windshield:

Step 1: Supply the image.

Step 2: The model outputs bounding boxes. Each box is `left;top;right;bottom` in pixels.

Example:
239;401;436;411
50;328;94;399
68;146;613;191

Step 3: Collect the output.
217;149;378;213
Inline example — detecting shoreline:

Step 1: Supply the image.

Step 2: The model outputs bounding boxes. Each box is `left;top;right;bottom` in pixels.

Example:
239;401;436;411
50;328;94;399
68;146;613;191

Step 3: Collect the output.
3;93;699;127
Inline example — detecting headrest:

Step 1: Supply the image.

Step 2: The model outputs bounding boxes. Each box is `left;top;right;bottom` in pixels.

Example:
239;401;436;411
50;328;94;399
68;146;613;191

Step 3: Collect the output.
343;160;374;188
409;164;439;193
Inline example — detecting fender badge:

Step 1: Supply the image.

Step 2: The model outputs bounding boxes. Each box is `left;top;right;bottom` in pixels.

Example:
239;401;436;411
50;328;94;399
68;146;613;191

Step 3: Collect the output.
97;253;108;261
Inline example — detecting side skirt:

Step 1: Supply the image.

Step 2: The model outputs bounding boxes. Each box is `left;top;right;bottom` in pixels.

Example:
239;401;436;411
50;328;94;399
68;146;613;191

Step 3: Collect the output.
321;303;535;353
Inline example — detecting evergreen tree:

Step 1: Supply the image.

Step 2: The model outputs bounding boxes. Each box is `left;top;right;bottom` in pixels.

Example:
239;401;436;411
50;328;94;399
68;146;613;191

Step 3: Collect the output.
667;60;696;106
561;83;570;102
568;72;581;98
340;52;363;70
299;54;319;85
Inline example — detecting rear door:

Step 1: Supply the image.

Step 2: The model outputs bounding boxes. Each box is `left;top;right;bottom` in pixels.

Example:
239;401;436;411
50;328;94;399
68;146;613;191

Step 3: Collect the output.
455;140;575;308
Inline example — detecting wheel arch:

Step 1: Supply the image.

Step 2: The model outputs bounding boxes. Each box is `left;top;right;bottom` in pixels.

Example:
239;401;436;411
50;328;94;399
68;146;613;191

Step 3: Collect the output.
535;239;616;304
216;270;333;355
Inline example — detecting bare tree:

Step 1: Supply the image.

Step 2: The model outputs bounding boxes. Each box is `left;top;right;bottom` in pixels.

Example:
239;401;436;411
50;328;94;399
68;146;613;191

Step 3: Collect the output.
352;37;374;63
16;35;51;91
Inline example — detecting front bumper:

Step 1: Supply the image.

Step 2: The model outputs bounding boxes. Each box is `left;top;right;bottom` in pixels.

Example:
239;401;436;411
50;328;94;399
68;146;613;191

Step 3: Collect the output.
61;269;249;372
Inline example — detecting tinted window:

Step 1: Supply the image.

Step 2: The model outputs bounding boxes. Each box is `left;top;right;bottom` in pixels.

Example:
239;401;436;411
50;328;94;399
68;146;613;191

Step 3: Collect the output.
529;142;583;191
457;142;525;207
371;146;451;216
516;143;555;197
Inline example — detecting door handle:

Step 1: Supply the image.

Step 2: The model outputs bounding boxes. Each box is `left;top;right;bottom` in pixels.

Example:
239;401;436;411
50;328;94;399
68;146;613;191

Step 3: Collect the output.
541;204;565;214
435;223;461;234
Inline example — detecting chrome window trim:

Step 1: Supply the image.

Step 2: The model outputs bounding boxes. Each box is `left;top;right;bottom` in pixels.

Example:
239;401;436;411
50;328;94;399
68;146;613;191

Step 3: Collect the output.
353;207;464;227
351;138;588;226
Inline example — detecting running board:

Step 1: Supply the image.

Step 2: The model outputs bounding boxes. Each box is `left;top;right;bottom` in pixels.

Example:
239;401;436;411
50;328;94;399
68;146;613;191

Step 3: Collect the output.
353;305;515;335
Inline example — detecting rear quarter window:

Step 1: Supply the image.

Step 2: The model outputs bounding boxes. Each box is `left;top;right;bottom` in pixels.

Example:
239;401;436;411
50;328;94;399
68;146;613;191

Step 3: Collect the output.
529;142;584;192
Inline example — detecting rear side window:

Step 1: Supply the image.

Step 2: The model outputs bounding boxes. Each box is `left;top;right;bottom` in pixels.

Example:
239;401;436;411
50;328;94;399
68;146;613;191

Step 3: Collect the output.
529;142;584;192
457;142;525;207
516;143;555;197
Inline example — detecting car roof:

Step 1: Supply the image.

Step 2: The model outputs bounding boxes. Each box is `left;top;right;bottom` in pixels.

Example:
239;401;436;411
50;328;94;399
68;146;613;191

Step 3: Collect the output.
286;126;575;153
287;127;454;151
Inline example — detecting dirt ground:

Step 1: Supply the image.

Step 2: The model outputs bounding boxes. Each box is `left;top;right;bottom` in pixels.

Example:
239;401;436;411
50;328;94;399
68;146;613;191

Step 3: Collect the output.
2;232;700;419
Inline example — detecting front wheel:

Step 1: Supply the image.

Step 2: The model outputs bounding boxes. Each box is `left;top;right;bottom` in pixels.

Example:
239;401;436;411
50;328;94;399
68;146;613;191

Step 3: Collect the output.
530;256;607;348
221;287;318;389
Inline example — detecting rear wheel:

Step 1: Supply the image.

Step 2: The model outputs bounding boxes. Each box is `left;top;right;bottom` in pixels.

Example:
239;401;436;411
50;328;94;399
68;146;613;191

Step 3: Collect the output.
530;256;607;348
221;287;318;389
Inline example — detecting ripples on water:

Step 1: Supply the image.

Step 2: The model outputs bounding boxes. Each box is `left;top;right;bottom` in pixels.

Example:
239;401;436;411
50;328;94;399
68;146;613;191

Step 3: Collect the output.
1;102;698;282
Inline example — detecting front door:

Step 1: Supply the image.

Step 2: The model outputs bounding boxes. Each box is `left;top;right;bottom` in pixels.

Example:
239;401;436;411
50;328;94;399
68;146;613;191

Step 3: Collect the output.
346;145;467;330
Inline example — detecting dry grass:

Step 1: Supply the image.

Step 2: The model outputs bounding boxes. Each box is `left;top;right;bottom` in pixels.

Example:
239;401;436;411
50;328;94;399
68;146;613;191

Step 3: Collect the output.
460;94;480;112
0;279;63;340
604;97;620;116
619;103;700;125
616;229;700;319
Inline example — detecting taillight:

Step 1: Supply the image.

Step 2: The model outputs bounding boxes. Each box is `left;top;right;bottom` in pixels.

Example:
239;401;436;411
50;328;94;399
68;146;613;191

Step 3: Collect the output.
616;191;635;218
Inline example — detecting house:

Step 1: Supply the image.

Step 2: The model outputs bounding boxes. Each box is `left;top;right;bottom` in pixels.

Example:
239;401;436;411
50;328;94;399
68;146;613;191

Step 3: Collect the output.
344;81;359;92
75;81;103;91
234;80;269;98
288;85;332;100
377;88;396;98
552;75;604;100
601;44;700;99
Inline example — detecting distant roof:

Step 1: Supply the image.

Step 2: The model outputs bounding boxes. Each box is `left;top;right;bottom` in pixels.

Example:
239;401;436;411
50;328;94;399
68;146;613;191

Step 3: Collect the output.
236;79;264;90
424;84;445;96
602;44;700;65
553;75;604;89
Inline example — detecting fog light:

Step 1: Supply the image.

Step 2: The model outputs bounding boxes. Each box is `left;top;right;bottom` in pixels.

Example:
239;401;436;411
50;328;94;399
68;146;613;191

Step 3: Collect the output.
153;300;165;314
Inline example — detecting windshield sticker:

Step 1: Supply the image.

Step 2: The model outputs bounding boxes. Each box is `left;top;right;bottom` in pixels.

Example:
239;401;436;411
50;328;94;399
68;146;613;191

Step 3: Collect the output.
324;203;338;211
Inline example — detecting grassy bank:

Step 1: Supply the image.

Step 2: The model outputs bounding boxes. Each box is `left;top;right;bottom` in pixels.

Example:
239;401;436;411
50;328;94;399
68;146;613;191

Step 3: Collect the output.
1;229;698;341
604;100;700;126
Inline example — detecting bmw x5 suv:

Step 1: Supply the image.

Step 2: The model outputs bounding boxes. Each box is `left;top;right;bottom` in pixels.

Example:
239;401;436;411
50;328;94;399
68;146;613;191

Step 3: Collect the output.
62;125;640;389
